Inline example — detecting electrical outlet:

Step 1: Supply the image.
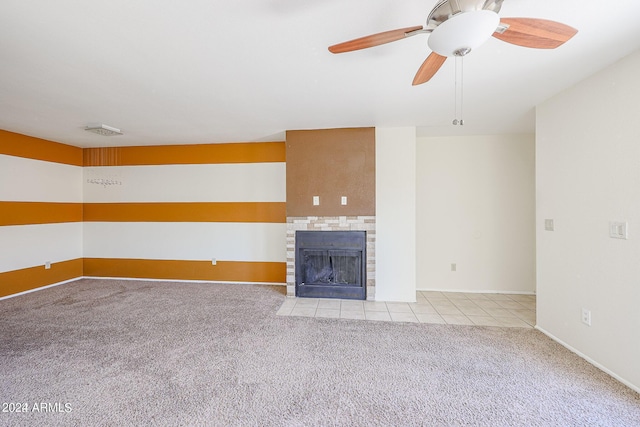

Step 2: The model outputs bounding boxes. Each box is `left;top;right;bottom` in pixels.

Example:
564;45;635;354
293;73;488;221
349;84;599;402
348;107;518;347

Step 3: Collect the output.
45;261;51;270
451;263;457;272
211;258;217;266
581;308;591;326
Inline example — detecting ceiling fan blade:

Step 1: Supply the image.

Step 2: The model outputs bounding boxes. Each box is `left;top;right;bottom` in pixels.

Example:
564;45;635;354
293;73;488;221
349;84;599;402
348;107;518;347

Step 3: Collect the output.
329;26;423;53
493;18;578;49
412;53;447;86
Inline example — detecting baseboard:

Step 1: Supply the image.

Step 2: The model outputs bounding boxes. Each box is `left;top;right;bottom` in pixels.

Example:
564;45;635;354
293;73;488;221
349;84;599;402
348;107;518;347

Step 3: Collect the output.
535;326;639;394
0;277;83;301
416;288;536;295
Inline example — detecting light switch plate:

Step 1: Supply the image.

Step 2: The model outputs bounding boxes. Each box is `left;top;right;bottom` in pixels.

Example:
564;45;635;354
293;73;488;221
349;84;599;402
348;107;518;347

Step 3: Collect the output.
609;221;628;239
581;308;591;326
341;196;347;205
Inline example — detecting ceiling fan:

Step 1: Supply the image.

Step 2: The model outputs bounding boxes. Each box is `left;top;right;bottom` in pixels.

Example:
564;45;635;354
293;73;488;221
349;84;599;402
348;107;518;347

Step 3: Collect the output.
328;0;578;85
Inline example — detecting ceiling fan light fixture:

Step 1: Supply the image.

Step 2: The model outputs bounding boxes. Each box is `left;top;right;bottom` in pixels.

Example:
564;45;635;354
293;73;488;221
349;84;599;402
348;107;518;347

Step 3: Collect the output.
328;0;577;86
427;10;500;57
84;123;123;136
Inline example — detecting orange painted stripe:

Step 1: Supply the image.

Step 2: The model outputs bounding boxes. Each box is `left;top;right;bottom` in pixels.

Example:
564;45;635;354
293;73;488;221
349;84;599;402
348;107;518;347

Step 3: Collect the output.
83;142;285;166
0;259;83;298
83;258;286;283
83;202;285;223
0;129;83;166
0;202;83;226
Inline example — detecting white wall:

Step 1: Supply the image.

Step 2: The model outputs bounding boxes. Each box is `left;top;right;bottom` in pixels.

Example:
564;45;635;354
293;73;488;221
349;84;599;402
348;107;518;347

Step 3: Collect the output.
83;222;285;262
83;163;284;203
416;135;536;293
0;154;82;202
375;127;416;302
0;154;83;273
536;50;640;391
0;223;83;272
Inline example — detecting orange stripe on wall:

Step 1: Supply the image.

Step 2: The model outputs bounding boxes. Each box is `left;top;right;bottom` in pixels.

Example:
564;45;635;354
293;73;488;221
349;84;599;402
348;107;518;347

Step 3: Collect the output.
83;142;286;166
83;202;286;223
83;258;286;283
0;130;83;166
0;202;83;226
0;259;83;298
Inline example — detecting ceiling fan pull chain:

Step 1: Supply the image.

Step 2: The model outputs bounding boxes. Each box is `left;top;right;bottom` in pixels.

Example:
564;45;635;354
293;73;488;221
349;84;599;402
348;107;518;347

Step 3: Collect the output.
460;56;464;126
453;56;458;125
453;55;464;125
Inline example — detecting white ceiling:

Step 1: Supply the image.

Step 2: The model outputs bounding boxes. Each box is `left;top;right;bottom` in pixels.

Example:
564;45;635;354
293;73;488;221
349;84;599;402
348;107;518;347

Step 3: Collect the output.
1;0;640;148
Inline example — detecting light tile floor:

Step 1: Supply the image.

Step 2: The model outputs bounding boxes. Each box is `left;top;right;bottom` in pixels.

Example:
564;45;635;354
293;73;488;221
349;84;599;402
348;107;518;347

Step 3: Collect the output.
277;291;536;328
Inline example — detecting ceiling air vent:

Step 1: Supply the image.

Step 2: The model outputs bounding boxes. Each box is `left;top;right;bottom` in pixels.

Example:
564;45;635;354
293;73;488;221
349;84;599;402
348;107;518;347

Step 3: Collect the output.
84;124;123;136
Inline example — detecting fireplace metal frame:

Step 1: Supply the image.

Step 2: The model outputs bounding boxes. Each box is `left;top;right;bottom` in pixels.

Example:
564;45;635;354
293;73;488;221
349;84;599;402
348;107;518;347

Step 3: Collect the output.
295;230;366;300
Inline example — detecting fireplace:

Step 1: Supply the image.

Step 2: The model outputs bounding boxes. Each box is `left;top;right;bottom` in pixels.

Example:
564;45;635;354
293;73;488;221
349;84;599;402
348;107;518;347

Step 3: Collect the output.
295;230;366;300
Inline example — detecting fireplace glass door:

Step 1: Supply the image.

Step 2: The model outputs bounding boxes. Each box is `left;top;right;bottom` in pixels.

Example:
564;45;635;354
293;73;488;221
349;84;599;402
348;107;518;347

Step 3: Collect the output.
302;250;361;287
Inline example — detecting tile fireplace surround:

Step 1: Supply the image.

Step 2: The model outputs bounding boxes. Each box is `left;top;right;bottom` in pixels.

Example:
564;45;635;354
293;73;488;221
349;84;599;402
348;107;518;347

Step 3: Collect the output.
286;216;375;300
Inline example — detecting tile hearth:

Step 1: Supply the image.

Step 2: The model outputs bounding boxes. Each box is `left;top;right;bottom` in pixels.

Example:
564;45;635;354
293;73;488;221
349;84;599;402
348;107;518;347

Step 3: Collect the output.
276;291;536;328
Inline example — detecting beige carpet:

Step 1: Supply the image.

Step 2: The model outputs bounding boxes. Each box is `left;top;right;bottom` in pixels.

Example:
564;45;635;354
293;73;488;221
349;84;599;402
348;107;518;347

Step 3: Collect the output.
1;279;638;426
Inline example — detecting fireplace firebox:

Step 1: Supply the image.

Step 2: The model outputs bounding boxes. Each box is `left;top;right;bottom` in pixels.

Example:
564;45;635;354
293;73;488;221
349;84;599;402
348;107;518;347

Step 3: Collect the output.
295;230;366;300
